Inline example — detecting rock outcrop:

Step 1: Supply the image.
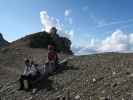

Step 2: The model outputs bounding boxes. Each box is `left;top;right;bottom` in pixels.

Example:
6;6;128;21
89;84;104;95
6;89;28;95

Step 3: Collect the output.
29;27;73;54
0;33;9;47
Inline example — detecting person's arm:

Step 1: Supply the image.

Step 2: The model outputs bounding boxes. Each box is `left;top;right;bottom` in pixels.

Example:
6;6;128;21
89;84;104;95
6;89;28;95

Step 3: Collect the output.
48;52;51;61
29;65;38;76
54;52;58;62
23;65;28;75
48;52;53;61
56;53;58;61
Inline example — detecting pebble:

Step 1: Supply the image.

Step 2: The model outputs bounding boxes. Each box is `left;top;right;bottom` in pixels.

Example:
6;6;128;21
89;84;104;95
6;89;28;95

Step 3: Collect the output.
112;71;116;75
99;97;105;100
104;98;110;100
100;96;111;100
121;98;124;100
32;88;37;94
125;72;130;75
55;95;62;100
25;96;33;100
0;84;3;89
112;83;118;88
101;90;105;94
129;73;133;77
92;78;96;82
86;79;89;82
75;95;80;100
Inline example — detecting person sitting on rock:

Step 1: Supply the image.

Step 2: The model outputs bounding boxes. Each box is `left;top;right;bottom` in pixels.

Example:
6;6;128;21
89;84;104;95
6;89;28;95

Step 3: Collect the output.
18;59;39;90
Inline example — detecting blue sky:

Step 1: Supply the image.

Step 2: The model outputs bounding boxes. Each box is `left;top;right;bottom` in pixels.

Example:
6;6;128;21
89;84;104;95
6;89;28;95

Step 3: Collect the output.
1;0;133;54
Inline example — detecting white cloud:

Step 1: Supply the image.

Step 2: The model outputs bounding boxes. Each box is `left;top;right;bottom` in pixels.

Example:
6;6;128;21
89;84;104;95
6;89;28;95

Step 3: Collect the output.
40;10;74;40
65;9;71;17
64;9;73;25
40;11;61;32
97;19;133;28
68;30;74;39
73;29;133;55
72;46;97;55
72;38;99;55
89;13;133;29
129;34;133;44
65;17;73;25
97;30;129;52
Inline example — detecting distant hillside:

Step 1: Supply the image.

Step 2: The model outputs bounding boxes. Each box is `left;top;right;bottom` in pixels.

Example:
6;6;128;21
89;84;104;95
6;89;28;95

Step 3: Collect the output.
0;33;9;47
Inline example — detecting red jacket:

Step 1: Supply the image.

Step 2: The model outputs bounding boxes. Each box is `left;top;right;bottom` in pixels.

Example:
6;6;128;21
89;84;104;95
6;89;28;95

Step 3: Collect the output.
48;51;58;62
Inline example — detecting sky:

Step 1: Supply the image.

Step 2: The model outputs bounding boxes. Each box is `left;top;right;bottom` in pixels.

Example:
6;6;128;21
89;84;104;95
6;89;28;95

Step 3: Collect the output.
1;0;133;55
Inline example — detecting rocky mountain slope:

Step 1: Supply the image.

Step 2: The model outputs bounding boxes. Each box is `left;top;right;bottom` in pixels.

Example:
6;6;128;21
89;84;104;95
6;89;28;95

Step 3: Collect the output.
0;33;9;47
1;32;133;100
0;31;72;99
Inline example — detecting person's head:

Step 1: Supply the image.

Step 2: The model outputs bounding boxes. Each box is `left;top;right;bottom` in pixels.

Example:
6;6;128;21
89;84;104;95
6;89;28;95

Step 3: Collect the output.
48;44;55;52
24;59;30;66
49;27;57;34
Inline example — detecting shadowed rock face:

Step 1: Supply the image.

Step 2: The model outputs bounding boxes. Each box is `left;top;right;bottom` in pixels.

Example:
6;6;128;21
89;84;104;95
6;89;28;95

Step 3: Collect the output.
29;31;73;55
0;33;9;47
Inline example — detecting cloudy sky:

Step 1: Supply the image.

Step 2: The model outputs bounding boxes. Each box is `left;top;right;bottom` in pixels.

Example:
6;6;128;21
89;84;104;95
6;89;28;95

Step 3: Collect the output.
0;0;133;55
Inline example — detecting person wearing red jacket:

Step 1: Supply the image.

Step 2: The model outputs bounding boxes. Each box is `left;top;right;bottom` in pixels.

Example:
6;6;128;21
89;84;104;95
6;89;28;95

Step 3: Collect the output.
46;44;59;73
48;45;58;63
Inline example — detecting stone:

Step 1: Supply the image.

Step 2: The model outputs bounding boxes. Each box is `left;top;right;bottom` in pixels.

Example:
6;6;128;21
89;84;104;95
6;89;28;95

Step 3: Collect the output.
112;71;116;75
75;95;80;100
92;78;96;83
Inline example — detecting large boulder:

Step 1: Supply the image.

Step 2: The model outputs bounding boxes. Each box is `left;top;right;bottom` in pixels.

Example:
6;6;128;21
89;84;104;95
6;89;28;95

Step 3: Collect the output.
49;27;73;54
29;30;73;55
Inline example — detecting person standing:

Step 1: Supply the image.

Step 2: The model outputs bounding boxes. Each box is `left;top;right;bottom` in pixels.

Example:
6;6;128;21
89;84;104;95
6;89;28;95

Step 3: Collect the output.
45;44;59;74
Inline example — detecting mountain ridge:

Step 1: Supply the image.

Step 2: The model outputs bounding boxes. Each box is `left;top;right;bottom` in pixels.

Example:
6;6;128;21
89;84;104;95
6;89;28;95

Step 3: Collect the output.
10;31;73;55
0;33;9;47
